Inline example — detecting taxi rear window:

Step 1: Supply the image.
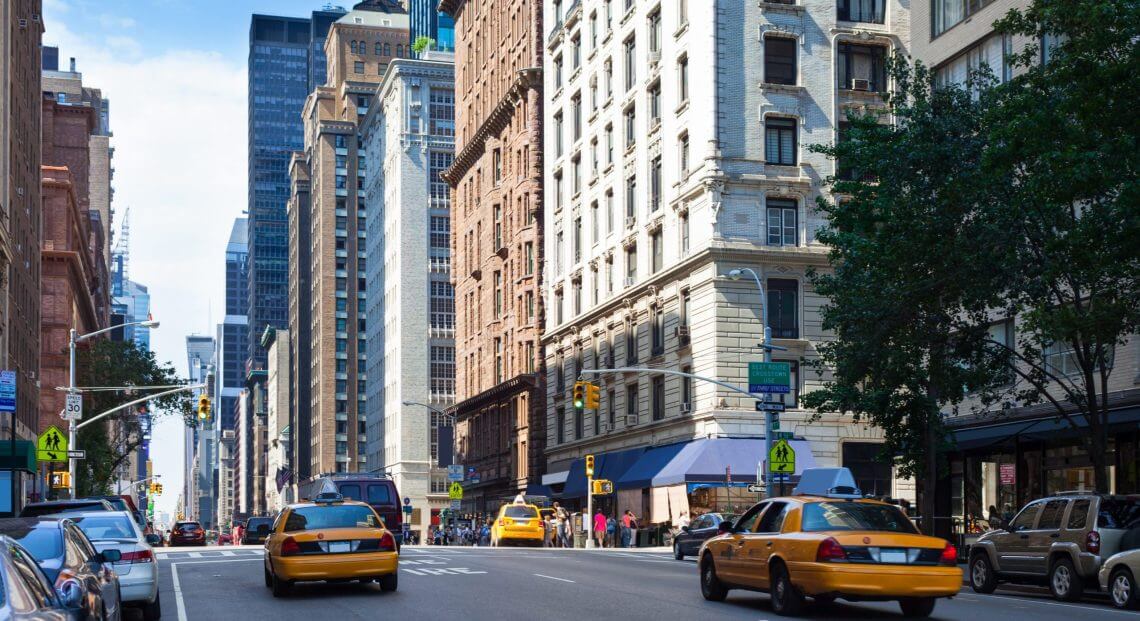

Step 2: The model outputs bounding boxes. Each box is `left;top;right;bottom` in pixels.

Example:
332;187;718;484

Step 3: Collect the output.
284;506;381;531
504;506;538;519
801;502;917;534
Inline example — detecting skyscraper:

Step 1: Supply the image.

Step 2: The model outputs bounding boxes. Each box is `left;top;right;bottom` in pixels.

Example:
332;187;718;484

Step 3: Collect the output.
218;218;249;434
408;0;455;52
183;335;215;521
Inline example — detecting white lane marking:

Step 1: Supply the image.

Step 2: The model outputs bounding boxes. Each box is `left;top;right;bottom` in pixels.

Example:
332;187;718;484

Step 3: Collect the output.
956;593;1125;614
402;567;487;576
186;552;202;558
217;550;235;556
171;562;187;621
533;573;575;583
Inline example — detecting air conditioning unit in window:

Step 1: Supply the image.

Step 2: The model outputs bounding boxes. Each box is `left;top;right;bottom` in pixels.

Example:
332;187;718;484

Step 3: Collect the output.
850;78;871;91
648;51;662;66
625;414;637;426
680;402;692;413
675;325;690;339
624;216;637;229
624;277;637;288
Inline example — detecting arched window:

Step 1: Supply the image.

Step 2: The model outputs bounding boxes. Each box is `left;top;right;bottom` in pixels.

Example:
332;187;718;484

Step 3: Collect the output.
350;40;358;54
396;44;404;58
375;42;382;55
383;43;391;57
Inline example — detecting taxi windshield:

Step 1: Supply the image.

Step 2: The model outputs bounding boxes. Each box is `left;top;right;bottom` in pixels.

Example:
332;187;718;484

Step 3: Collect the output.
285;505;381;531
503;506;538;519
801;502;917;534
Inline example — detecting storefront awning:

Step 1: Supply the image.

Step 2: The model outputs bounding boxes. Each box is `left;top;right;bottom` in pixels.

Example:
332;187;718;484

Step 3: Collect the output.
0;440;35;473
950;407;1140;451
615;442;689;490
652;438;817;487
562;447;647;498
525;483;553;497
541;471;569;486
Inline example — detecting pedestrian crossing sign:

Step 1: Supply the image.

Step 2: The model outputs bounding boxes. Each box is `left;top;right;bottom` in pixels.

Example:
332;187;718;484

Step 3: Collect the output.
768;439;795;474
448;482;463;500
37;425;68;462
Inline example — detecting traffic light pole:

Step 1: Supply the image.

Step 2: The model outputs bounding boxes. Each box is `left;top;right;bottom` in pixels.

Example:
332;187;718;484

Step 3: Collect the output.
586;473;594;548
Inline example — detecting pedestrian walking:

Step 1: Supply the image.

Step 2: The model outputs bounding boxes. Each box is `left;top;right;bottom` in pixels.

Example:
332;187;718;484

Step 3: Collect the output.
628;511;639;548
621;510;633;548
554;502;571;548
593;509;606;548
606;515;617;547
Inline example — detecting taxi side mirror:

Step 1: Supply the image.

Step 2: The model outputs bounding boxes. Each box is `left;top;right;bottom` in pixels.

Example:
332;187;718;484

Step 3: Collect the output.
717;522;734;535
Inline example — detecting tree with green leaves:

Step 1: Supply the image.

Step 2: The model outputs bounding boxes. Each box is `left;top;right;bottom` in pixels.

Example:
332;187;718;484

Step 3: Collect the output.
412;35;435;55
75;339;193;497
803;58;1014;533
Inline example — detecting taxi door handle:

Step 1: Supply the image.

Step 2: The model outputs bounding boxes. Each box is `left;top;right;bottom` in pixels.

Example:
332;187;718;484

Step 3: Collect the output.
766;542;773;547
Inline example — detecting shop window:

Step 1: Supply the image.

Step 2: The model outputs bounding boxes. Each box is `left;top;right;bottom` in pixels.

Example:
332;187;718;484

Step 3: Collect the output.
842;442;892;497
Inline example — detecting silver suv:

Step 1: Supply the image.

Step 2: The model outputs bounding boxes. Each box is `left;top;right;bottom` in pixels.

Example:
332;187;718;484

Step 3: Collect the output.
969;493;1140;601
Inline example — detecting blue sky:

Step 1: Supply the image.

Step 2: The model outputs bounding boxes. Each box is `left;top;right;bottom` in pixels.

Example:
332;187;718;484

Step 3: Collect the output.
41;0;346;519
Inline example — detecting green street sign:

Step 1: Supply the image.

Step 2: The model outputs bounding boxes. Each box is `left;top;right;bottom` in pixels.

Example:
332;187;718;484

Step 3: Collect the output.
749;362;791;393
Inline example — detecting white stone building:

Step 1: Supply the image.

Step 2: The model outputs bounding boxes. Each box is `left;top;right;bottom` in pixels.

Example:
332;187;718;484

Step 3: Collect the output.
362;52;456;539
265;328;291;513
541;0;912;521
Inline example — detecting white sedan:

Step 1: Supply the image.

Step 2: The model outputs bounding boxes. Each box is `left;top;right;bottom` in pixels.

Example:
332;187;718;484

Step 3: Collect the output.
69;511;161;619
1099;548;1140;610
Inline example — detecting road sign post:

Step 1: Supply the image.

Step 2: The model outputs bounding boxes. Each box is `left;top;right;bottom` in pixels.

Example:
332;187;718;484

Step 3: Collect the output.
37;426;68;463
1;370;15;515
62;393;83;422
769;439;796;497
447;464;464;482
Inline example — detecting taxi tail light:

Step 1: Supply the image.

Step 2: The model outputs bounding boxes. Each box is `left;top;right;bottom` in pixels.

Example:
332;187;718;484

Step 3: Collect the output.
378;532;396;552
815;537;847;563
120;549;154;564
939;542;957;566
280;536;302;556
1086;531;1100;554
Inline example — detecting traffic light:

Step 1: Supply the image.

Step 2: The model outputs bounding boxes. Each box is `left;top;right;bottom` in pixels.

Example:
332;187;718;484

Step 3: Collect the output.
197;395;211;421
592;479;613;495
572;381;586;410
155;483;163;495
585;381;600;409
585;454;595;477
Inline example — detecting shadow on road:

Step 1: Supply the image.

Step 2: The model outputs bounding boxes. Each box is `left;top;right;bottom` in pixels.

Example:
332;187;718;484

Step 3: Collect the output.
273;580;396;601
716;593;955;620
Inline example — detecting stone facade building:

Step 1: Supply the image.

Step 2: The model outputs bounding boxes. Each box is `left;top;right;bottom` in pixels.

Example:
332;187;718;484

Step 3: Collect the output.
1;1;44;465
361;52;456;535
539;0;910;522
439;0;548;515
264;328;290;512
291;1;409;476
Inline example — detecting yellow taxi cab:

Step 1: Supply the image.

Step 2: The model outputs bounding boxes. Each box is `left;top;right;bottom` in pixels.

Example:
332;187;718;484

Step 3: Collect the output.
263;493;398;597
490;503;545;547
699;468;961;617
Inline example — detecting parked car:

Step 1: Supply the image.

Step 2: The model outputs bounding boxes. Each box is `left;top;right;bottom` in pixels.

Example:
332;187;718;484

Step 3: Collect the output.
0;518;123;620
69;511;161;620
0;535;76;620
20;500;113;518
673;512;738;560
168;521;206;547
301;473;403;546
242;517;274;545
1099;548;1140;610
969;492;1140;601
78;497;145;528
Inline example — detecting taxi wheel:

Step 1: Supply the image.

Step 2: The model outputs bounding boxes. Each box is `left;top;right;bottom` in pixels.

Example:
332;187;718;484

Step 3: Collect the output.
699;553;728;602
898;597;936;617
270;568;292;598
673;542;684;560
1048;557;1083;602
263;564;272;588
769;563;805;616
378;573;398;593
968;553;997;594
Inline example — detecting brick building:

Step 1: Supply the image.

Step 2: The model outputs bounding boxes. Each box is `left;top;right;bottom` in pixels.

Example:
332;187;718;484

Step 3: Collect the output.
291;0;409;476
439;0;547;515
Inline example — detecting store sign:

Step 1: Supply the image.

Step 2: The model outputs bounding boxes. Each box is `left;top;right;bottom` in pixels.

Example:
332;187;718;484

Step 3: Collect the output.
999;463;1016;485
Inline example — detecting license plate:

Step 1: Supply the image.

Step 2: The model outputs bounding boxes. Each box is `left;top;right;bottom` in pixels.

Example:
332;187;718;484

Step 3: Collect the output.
880;549;907;564
329;541;351;554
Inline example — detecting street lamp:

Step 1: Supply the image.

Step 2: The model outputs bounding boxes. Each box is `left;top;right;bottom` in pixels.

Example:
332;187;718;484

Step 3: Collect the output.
68;319;160;497
724;268;778;496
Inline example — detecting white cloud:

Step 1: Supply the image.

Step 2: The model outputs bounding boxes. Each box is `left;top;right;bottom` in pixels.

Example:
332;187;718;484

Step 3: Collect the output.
42;12;247;517
97;14;136;30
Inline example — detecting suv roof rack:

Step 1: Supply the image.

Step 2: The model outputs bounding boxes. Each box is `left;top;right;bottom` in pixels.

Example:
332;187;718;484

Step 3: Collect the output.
313;472;392;480
1053;490;1102;496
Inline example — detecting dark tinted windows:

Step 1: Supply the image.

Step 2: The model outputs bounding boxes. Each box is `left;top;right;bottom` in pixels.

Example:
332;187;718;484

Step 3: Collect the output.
338;483;363;501
0;525;63;561
756;502;789;533
735;503;768;533
1037;500;1068;530
367;484;393;505
1066;499;1090;530
284;506;381;531
1098;498;1140;529
504;506;539;519
1010;502;1041;530
801;502;917;533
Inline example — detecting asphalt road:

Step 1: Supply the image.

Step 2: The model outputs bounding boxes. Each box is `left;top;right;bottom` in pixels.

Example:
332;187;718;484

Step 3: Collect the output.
150;546;1130;621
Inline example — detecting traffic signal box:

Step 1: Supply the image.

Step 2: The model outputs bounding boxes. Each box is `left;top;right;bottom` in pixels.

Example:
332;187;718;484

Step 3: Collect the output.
572;381;586;409
149;482;163;495
573;381;601;410
591;479;613;495
197;396;211;421
585;454;595;478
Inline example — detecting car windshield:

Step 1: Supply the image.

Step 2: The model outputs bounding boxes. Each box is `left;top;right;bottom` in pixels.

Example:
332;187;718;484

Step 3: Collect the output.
801;502;918;534
71;515;138;542
504;506;538;519
21;502;103;517
176;522;201;532
284;505;380;531
1098;498;1140;529
0;525;63;560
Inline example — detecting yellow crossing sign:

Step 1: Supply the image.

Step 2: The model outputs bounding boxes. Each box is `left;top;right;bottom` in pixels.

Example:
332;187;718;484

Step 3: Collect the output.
769;439;796;474
448;482;464;500
37;425;68;462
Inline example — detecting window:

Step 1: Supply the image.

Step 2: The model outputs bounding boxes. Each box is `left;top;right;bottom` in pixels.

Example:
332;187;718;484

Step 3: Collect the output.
573;280;582;315
767;197;797;246
624;105;636;148
554;55;563;89
429;152;453;207
648;9;662;54
571;155;582;194
554;111;564;157
679;0;688;24
623;36;636;91
680;211;690;255
555;231;565;274
430;346;455;396
524;242;535;275
571;93;582;140
677;55;689;103
648;81;661;125
607;389;616;429
574;407;583;439
556;407;565;444
1044;340;1113;375
1037;500;1069;531
553;171;564;211
625;318;638;364
681;365;693;406
430;216;450;249
765;118;797;165
679;132;690;174
768;279;799;339
651;376;665;420
626;384;639;426
1066;499;1090;530
571;35;581;70
764;37;797;85
838;42;887;91
651;306;664;354
625;176;637;220
605;124;614;164
650;230;663;273
757;502;789;533
493;149;502;185
493;271;503;316
573;217;582;262
429;89;455;137
605;189;615;233
649;156;662;212
493;205;502;249
604;59;613;100
590;201;599;244
839;0;885;23
354;61;365;73
934;33;1011;90
842;442;892;496
554;290;564;324
933;0;993;37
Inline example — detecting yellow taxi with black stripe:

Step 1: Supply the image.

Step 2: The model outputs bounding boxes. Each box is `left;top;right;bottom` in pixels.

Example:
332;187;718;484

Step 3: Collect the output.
490;503;545;547
698;468;961;617
263;493;398;597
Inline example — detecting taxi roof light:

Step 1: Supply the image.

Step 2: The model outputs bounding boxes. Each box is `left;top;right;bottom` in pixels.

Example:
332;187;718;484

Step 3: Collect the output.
313;491;344;504
793;467;864;499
